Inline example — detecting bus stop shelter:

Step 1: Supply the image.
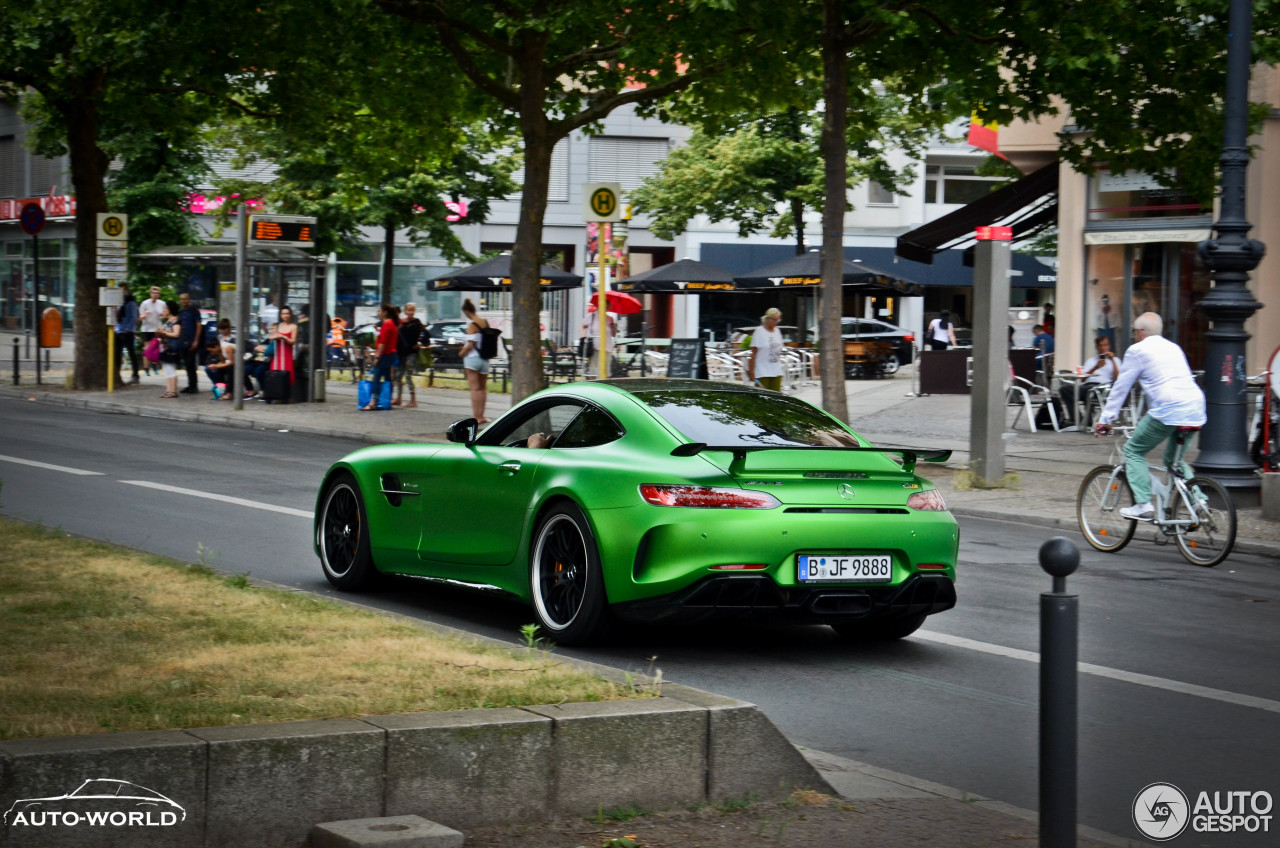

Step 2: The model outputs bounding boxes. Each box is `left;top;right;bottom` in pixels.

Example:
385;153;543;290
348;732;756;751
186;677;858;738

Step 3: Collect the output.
133;244;327;402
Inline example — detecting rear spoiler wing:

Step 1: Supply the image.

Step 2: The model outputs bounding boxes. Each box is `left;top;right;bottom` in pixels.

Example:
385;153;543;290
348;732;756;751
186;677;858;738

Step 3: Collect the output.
670;443;952;474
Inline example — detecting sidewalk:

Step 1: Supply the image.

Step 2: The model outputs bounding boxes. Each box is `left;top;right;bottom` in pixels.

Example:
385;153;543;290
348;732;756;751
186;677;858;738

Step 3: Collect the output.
4;360;1278;555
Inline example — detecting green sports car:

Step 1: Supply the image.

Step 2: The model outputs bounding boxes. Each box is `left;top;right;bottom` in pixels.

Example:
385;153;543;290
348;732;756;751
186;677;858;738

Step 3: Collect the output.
314;379;958;645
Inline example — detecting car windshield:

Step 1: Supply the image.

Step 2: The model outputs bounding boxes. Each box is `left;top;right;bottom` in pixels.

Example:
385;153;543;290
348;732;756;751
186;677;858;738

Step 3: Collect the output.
634;390;861;448
433;322;467;336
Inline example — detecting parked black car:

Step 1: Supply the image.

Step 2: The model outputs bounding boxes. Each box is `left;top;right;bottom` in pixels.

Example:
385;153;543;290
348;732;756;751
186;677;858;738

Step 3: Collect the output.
840;318;915;372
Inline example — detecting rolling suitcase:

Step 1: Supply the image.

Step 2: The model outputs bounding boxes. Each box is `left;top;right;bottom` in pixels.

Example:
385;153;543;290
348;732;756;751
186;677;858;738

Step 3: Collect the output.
262;369;291;403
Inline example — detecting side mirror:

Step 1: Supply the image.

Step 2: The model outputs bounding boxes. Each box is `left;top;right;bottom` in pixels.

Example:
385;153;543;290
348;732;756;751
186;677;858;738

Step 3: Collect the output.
446;418;478;444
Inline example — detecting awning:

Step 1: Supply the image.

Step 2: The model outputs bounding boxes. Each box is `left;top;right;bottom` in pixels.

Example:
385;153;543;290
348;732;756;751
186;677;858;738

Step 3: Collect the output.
896;163;1059;264
133;244;323;266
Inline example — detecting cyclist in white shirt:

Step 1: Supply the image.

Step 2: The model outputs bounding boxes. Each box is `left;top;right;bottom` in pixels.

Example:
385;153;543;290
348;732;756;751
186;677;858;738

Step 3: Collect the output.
1095;312;1206;520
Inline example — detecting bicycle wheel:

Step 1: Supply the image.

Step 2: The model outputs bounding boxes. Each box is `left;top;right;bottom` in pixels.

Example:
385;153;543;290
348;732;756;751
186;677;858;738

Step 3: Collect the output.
1173;477;1236;567
1077;465;1137;552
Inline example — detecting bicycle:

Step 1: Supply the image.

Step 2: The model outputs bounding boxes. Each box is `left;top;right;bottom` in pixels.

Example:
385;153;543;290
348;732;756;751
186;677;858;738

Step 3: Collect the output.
1076;426;1237;567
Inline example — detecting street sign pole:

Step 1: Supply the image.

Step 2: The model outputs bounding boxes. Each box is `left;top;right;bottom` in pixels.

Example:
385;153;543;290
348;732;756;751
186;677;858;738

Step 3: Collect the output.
32;232;40;386
599;225;610;379
582;183;622;380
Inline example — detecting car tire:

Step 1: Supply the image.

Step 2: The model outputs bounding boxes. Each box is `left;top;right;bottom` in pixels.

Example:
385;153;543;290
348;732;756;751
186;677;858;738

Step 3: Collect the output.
318;472;379;590
831;613;927;642
881;357;900;376
530;501;611;646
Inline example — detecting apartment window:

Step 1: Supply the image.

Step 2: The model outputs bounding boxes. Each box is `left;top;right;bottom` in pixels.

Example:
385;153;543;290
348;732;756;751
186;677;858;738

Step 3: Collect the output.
867;181;895;206
589;137;670;190
924;164;1001;205
27;153;64;196
0;137;14;198
509;139;570;202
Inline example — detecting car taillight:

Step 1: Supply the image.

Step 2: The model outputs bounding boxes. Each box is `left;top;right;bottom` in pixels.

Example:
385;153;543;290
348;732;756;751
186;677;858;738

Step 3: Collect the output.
904;333;915;342
639;485;781;509
709;563;768;571
907;490;947;511
917;562;949;570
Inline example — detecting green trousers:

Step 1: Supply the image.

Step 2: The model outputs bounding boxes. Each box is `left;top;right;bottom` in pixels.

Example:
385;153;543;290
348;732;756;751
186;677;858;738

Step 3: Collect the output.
1123;414;1195;504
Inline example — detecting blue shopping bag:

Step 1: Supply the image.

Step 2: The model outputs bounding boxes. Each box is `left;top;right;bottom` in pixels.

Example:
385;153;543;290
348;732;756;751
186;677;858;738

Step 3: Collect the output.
357;379;392;409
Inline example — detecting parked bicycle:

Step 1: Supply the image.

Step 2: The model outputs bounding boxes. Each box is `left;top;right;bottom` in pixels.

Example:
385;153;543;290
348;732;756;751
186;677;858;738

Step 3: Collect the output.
1076;427;1237;567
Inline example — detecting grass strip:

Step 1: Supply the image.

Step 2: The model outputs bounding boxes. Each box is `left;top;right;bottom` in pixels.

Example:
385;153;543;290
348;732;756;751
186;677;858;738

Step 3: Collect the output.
0;518;636;741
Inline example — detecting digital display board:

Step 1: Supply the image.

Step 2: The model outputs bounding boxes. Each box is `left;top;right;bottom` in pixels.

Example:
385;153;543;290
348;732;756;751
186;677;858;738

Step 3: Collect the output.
248;215;317;248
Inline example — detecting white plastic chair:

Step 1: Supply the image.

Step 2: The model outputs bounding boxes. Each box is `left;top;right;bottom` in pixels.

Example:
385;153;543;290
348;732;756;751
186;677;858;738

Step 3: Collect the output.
1007;375;1063;432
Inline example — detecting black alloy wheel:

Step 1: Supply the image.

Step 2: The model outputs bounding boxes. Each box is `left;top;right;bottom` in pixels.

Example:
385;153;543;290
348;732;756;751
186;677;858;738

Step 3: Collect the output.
530;502;610;645
318;472;377;590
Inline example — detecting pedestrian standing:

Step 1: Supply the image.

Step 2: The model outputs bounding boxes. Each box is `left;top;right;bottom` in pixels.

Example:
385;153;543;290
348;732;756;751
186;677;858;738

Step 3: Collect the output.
270;305;298;384
579;309;617;378
459;299;491;423
138;286;164;376
177;292;201;393
926;311;957;350
747;307;785;392
113;287;140;385
361;303;399;411
393;302;424;408
157;301;183;399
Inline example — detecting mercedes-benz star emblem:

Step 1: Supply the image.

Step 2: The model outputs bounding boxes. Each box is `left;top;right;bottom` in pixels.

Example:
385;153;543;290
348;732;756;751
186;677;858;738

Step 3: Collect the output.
837;483;856;500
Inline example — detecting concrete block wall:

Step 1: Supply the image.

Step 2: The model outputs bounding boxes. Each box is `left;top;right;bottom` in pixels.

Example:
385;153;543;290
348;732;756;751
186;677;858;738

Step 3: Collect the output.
0;694;831;848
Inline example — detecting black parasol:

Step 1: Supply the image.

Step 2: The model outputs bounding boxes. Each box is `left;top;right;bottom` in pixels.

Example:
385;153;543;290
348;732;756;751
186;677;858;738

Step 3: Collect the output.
428;254;583;291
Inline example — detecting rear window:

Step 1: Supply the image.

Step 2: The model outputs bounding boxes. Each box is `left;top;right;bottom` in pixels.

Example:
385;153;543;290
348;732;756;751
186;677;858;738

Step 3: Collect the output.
634;390;861;448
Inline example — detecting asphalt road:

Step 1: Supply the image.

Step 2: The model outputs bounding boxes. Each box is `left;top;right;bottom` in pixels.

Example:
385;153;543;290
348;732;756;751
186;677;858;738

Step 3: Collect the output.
3;397;1278;846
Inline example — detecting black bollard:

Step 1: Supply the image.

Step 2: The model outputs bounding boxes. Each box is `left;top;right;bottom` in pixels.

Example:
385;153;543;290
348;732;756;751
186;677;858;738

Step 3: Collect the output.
1039;536;1080;848
12;337;18;385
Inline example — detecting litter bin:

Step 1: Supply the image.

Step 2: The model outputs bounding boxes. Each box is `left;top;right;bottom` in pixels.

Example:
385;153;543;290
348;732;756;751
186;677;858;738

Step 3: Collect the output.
39;307;62;348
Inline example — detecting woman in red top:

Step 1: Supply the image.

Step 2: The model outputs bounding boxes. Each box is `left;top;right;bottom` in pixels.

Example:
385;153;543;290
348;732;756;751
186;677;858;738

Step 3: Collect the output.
270;306;298;383
361;303;400;411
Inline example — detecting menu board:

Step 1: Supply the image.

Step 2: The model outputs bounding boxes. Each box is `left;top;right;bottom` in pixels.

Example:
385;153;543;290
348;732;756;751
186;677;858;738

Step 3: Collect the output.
666;338;708;379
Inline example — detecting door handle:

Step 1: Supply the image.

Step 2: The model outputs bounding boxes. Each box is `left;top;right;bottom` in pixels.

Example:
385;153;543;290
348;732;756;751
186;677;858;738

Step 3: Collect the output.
499;461;522;475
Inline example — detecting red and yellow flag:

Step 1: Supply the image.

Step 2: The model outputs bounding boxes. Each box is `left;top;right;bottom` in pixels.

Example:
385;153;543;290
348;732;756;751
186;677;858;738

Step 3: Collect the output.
967;111;1006;160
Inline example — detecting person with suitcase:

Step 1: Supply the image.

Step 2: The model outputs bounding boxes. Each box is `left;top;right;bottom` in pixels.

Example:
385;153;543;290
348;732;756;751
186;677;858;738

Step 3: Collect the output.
262;306;298;402
360;303;400;411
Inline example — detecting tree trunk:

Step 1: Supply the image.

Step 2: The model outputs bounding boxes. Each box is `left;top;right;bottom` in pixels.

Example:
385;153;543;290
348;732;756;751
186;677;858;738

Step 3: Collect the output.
791;197;807;255
380;219;395;305
818;0;849;422
508;45;553;404
63;81;109;391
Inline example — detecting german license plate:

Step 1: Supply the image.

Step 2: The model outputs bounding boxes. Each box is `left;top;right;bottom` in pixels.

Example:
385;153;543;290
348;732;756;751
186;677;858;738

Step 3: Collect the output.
797;554;891;583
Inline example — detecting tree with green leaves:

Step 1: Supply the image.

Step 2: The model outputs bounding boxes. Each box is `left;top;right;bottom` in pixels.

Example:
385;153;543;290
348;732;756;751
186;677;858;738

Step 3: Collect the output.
206;6;520;306
0;0;321;389
377;0;788;402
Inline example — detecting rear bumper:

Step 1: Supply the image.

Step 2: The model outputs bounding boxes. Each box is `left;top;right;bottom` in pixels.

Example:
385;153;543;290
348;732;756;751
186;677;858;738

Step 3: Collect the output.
610;572;955;626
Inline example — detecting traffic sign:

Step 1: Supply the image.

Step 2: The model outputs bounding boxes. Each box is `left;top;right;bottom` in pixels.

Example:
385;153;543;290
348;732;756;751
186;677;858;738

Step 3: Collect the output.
19;203;45;235
97;213;129;240
583;183;623;222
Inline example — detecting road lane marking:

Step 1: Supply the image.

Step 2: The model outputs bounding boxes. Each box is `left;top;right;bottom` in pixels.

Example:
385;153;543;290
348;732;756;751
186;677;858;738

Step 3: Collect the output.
119;481;313;519
0;454;104;476
916;630;1280;715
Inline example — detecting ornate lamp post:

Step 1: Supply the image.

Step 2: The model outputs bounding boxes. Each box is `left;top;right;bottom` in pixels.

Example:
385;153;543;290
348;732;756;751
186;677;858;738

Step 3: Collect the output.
1194;0;1265;497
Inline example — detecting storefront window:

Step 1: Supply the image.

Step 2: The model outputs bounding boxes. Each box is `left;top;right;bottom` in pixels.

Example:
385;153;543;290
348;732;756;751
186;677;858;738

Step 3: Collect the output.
1087;170;1210;222
1084;241;1207;370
